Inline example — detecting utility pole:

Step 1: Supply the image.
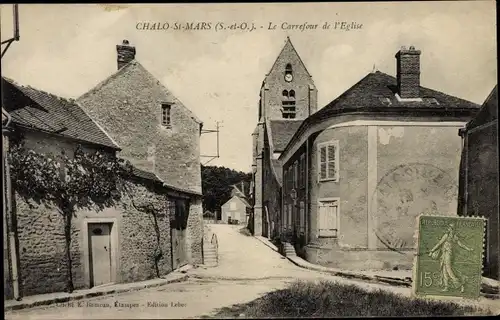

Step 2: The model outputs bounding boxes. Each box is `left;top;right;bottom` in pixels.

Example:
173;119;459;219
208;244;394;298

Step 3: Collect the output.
2;4;21;301
201;121;222;165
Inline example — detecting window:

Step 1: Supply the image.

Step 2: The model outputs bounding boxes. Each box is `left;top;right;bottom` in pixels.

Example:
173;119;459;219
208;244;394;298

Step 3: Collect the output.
281;89;296;119
285;63;293;74
230;201;236;210
293;160;298;189
161;104;171;127
423;97;440;105
318;141;339;182
299;153;305;188
318;199;339;237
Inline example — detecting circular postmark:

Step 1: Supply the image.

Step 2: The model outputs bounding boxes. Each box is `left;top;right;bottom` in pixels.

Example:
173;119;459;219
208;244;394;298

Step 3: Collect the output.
371;163;458;251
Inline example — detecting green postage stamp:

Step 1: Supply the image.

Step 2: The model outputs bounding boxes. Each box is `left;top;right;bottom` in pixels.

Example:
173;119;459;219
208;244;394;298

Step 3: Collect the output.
413;215;486;299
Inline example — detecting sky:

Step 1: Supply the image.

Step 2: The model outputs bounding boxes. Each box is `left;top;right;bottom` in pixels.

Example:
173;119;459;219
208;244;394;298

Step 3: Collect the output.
1;2;497;173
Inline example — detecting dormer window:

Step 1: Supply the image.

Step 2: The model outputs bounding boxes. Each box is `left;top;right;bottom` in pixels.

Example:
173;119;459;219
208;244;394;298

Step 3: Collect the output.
161;103;171;127
423;97;440;105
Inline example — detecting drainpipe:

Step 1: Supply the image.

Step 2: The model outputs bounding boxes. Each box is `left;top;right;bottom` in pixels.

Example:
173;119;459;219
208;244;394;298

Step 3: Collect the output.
2;110;21;300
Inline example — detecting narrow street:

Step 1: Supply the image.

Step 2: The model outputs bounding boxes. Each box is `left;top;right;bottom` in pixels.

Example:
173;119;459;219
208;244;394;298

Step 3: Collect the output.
5;224;500;319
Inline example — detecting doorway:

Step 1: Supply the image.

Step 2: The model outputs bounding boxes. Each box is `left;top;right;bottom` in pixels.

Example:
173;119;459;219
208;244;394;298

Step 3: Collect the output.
88;223;112;287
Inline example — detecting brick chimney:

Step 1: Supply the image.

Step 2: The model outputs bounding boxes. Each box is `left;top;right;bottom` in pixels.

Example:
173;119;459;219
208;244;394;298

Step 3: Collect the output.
395;46;421;99
116;40;136;70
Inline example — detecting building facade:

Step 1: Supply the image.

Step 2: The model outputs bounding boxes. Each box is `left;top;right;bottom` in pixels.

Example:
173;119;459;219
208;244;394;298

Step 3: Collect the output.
2;38;204;297
221;195;251;225
77;40;204;269
277;46;480;270
251;37;317;238
458;85;499;280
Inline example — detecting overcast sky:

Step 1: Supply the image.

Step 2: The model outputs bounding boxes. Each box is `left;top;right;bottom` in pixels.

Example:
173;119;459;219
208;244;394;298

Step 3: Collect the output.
1;2;496;173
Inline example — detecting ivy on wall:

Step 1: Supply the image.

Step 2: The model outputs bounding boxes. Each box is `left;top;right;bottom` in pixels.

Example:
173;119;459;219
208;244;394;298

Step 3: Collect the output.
8;139;133;293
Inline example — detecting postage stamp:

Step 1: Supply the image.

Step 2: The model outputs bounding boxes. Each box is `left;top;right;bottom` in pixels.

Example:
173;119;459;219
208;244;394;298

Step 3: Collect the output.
413;215;486;299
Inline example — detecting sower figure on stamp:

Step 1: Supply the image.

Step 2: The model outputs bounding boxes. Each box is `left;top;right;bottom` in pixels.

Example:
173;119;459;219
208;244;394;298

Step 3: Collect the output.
429;223;473;292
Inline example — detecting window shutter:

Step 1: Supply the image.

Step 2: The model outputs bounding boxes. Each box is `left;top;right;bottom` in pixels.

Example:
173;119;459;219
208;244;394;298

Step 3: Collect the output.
327;144;337;179
294;161;298;189
318;200;338;237
319;146;327;180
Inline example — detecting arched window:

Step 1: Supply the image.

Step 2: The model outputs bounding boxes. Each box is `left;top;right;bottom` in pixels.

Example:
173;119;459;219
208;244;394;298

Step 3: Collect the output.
285;64;293;73
282;88;296;119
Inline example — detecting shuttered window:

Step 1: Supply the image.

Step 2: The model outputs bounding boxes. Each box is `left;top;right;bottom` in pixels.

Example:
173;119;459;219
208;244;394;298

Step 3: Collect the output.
300;153;305;188
318;199;339;237
318;141;339;182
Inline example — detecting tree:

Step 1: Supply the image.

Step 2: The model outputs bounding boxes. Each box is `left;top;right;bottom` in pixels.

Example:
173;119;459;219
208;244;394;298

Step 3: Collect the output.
201;165;252;217
8;139;133;293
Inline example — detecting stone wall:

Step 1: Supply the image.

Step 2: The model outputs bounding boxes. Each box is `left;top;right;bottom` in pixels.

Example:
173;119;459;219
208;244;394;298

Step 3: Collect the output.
77;61;202;194
262;40;317;120
14;178;175;296
309;126;368;248
187;198;203;265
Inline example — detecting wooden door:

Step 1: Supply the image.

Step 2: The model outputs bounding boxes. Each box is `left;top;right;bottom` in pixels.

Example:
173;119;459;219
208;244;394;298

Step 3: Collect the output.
171;200;189;270
89;223;112;286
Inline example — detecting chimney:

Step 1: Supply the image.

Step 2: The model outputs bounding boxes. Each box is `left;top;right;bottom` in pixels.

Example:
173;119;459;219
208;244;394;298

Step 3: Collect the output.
395;46;421;99
241;181;245;196
116;40;136;70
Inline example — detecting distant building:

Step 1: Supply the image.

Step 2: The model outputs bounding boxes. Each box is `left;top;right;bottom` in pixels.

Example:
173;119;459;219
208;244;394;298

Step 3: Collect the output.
221;185;251;224
77;40;204;271
253;41;481;271
458;85;499;280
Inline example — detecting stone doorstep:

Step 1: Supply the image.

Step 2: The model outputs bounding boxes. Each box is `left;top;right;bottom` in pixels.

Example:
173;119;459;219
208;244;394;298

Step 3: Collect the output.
4;272;189;312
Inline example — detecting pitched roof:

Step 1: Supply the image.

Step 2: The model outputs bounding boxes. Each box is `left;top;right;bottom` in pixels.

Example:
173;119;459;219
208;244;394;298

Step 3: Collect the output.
280;71;481;158
268;119;303;152
316;71;480;116
226;194;251;208
466;85;497;130
2;77;120;150
131;166;203;196
266;37;312;78
78;60;202;125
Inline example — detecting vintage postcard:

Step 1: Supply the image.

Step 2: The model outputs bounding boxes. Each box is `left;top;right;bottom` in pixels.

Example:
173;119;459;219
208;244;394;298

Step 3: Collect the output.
2;2;498;319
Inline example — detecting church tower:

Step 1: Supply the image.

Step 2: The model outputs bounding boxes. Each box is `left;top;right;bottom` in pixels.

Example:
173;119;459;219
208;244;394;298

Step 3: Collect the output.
251;37;317;237
259;36;317;122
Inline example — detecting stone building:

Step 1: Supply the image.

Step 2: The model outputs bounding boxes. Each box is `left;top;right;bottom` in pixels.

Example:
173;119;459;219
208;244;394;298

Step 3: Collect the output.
258;44;481;270
77;40;204;272
2;67;202;297
458;85;499;280
251;37;317;238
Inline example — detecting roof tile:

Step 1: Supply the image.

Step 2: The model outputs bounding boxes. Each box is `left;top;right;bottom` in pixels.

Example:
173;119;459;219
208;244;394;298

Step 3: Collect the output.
2;77;120;149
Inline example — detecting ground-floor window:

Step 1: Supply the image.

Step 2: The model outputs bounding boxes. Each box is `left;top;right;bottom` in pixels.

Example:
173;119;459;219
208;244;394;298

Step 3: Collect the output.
318;198;339;237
